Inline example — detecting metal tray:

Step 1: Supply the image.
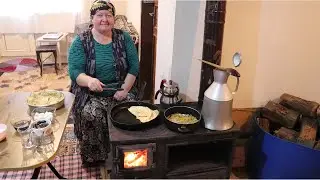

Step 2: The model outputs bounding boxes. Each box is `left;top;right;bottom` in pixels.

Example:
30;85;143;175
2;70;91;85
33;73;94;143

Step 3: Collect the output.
27;90;65;114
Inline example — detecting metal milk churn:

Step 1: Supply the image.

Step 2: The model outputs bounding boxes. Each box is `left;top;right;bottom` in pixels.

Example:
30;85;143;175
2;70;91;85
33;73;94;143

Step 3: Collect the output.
200;53;242;130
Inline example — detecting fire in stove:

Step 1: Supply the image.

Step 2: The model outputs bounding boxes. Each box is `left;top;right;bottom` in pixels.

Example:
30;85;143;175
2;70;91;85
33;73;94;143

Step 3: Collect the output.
124;149;148;168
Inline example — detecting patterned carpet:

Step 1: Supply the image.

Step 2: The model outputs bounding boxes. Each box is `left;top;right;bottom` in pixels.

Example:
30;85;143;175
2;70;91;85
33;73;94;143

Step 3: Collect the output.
0;64;70;98
57;122;80;157
0;58;38;73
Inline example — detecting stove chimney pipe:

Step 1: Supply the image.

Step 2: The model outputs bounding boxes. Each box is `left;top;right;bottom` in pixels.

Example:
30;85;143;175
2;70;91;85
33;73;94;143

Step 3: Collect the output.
198;0;226;107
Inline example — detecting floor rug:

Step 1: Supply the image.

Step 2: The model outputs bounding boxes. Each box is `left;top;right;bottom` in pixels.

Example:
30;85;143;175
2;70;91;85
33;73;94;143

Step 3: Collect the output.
0;155;103;179
38;154;103;179
0;58;38;73
57;123;80;157
0;64;70;98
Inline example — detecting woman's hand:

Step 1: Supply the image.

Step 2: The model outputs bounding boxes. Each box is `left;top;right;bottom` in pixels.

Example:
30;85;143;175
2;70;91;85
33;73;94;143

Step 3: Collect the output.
87;77;105;92
113;89;129;101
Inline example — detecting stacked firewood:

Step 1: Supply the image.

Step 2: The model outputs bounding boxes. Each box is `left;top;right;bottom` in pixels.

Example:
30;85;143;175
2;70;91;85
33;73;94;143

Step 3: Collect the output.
258;93;320;149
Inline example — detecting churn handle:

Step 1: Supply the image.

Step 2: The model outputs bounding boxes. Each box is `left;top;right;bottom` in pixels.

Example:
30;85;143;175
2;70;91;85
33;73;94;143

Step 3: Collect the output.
232;76;240;94
227;68;240;95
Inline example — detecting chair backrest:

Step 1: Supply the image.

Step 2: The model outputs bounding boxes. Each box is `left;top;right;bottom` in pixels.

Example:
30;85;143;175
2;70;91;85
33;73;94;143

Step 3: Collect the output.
74;22;92;35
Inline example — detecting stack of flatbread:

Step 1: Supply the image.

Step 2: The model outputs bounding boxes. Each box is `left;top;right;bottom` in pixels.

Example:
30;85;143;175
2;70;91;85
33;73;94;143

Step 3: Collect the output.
128;106;159;123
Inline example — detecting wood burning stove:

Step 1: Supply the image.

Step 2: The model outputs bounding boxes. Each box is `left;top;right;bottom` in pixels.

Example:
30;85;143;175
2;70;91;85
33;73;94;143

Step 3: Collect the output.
108;102;240;179
113;143;156;176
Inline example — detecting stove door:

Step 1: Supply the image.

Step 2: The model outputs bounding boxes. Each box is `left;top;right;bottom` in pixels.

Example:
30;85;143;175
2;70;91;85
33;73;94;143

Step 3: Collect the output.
114;143;156;173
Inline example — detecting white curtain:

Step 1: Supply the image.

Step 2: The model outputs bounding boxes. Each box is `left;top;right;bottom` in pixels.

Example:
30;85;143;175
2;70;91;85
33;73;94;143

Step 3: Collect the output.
0;0;94;33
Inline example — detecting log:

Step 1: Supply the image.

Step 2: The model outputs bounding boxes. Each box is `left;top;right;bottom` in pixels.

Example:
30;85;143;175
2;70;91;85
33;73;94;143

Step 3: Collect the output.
257;117;270;133
314;141;320;150
262;101;300;129
296;117;318;148
280;93;319;118
274;127;298;142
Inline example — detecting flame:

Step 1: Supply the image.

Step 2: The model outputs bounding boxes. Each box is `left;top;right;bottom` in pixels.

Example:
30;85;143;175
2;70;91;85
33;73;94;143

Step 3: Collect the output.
124;149;148;168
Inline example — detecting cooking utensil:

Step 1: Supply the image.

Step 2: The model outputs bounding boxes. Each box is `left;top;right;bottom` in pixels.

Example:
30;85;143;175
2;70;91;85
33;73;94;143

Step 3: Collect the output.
197;59;227;71
164;106;201;133
102;81;125;91
106;81;125;86
110;101;161;131
198;52;242;69
103;87;124;91
233;52;242;67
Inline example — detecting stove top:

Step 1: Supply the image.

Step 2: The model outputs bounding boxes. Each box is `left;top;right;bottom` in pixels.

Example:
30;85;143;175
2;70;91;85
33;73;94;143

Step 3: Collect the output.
108;102;240;144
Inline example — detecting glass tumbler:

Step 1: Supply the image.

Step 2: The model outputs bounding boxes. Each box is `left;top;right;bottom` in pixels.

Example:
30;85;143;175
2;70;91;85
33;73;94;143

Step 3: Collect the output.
17;127;34;149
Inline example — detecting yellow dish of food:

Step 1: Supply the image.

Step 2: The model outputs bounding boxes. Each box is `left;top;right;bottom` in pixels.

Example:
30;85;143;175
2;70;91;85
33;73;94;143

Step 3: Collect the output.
167;113;198;124
27;90;64;106
128;106;159;123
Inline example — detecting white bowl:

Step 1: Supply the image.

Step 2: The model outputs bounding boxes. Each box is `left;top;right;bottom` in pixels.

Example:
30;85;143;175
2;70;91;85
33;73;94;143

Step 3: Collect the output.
31;107;56;123
0;124;8;142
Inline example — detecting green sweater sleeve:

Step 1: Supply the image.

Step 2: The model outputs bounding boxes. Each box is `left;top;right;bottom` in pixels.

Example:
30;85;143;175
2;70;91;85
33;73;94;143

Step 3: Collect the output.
68;35;86;82
123;32;139;77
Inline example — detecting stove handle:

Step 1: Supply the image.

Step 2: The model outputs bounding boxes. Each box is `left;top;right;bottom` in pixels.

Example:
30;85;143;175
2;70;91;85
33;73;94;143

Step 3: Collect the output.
151;163;156;168
151;146;156;152
113;157;120;164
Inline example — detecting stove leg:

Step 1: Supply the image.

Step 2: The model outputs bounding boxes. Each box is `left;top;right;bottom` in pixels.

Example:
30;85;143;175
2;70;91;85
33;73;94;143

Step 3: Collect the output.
227;140;237;178
31;167;41;179
47;162;66;179
110;171;115;179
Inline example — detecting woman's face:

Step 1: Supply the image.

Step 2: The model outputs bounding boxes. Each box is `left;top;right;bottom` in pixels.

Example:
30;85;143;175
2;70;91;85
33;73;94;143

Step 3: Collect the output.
92;10;114;33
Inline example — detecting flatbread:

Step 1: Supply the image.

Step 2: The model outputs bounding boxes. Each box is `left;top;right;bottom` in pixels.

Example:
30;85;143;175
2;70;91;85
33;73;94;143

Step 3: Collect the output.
150;110;159;121
128;106;159;123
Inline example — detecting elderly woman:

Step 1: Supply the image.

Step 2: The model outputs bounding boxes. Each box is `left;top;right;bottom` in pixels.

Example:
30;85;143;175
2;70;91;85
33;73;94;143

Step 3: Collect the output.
68;0;139;165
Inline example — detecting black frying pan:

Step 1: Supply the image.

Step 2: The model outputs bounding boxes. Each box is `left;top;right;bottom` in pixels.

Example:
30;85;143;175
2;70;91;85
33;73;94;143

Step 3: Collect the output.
164;106;201;133
110;101;161;131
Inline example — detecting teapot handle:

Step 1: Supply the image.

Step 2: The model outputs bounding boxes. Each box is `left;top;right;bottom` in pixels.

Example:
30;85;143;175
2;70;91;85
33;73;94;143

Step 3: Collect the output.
155;89;161;99
232;76;240;94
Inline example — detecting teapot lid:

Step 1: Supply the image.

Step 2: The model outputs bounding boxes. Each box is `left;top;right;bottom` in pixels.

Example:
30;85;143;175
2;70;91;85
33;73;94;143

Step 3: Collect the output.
163;80;178;88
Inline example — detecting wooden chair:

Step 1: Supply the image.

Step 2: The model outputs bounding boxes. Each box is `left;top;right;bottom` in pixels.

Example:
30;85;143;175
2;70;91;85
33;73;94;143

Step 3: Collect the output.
36;45;58;76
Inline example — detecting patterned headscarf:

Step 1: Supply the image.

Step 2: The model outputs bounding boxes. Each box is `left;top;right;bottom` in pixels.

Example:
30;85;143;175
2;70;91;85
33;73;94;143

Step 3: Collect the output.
90;0;115;17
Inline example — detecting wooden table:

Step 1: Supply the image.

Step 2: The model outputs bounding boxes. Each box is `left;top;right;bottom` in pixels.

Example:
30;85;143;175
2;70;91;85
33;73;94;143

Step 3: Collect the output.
0;92;75;178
